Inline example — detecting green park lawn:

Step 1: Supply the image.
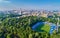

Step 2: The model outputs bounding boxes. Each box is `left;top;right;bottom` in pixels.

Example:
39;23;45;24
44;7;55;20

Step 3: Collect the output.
41;24;50;33
35;24;50;33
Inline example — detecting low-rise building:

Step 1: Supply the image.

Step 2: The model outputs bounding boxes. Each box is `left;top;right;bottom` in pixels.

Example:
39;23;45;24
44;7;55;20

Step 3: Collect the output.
39;13;48;17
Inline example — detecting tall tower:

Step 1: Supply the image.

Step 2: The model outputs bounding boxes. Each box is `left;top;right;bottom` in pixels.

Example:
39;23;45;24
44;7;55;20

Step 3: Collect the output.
19;8;22;15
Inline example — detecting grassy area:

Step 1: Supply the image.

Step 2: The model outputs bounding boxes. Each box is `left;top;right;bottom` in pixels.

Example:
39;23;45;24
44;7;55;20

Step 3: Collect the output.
41;24;50;33
53;30;56;34
35;24;50;33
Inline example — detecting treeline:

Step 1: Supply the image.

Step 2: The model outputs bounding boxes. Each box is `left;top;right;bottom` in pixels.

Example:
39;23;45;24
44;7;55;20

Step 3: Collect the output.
0;16;60;38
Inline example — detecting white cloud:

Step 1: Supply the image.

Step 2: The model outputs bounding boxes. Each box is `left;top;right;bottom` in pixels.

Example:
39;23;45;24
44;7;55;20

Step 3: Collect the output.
0;0;10;3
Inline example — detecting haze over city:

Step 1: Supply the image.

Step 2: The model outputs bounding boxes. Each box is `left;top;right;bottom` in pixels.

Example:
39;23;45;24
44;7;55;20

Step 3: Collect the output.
0;0;60;10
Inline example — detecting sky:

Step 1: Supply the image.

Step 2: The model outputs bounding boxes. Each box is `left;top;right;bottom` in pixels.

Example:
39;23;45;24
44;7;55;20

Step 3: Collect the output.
0;0;60;10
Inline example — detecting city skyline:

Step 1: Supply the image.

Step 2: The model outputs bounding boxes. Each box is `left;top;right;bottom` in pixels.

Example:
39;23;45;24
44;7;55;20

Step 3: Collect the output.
0;0;60;10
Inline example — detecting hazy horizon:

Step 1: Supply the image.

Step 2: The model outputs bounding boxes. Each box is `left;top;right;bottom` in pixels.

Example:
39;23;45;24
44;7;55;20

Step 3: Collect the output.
0;0;60;10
